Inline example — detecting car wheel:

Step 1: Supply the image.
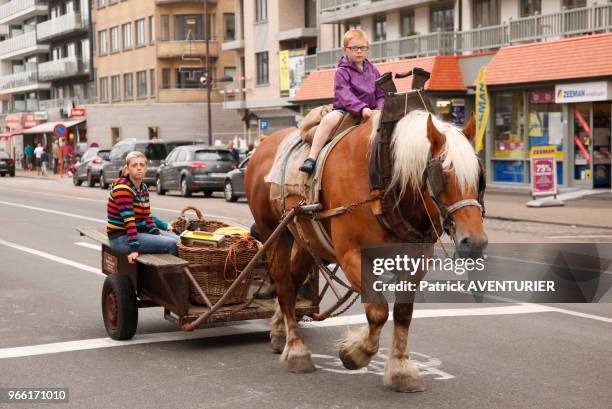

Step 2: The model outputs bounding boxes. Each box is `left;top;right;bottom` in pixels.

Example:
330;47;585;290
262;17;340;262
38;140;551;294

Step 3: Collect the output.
203;190;213;198
156;177;166;195
73;171;82;186
87;171;95;187
100;172;109;189
180;177;192;197
9;171;15;177
0;173;5;177
224;180;238;202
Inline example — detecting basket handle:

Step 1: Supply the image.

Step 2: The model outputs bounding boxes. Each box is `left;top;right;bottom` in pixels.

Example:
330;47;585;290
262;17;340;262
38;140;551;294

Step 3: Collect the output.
179;206;205;221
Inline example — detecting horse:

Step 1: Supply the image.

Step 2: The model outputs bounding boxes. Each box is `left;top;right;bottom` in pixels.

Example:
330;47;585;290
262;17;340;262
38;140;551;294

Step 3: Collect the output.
245;109;487;392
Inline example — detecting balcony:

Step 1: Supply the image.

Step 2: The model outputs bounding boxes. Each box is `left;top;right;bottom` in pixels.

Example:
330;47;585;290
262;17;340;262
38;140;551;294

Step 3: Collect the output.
156;40;218;59
277;28;317;42
308;3;612;71
221;39;244;52
221;82;246;110
0;30;49;60
37;12;87;42
0;0;48;26
0;69;50;94
39;97;94;110
158;87;222;103
38;56;90;81
13;99;40;113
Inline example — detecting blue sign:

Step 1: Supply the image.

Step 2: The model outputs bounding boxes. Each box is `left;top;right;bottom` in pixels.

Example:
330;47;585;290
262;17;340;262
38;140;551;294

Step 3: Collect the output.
53;124;67;138
259;119;268;131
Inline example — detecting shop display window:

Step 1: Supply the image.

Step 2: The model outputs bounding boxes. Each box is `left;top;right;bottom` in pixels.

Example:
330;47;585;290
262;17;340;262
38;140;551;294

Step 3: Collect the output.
528;89;564;184
493;92;525;159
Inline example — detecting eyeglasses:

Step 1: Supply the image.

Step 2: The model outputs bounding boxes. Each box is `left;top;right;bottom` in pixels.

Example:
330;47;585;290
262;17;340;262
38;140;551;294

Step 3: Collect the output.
347;46;369;52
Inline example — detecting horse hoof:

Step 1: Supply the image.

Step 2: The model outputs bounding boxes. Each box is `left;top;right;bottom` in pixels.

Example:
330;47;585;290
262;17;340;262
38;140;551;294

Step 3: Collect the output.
270;334;286;354
339;349;362;370
287;354;316;374
384;377;426;393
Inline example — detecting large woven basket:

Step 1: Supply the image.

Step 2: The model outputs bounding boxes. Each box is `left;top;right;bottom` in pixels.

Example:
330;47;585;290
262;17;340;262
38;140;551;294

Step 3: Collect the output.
178;235;259;266
172;206;229;234
188;263;257;306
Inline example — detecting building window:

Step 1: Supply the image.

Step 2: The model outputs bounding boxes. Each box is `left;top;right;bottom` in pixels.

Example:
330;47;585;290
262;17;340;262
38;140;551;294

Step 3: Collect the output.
111;75;120;101
255;0;267;22
162;68;171;88
99;77;108;102
400;9;416;36
430;1;454;32
98;0;106;7
137;70;147;97
110;26;119;52
305;0;316;28
98;30;108;55
562;0;586;9
124;73;133;99
256;51;268;85
223;13;235;41
174;15;204;40
373;15;386;42
150;69;156;97
136;18;146;46
528;90;563;184
520;0;541;17
473;0;500;27
176;68;205;89
149;127;159;140
122;23;132;49
149;16;155;44
111;127;120;145
161;15;169;41
346;20;360;30
491;91;525;183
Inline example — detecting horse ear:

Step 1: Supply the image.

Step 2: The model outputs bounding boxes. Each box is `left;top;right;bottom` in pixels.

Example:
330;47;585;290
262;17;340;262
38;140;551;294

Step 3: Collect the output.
463;113;476;143
426;114;445;154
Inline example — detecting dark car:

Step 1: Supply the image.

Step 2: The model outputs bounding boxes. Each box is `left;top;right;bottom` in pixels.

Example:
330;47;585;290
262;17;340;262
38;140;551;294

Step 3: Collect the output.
101;139;201;188
0;151;15;177
73;148;110;187
224;156;249;202
156;145;237;197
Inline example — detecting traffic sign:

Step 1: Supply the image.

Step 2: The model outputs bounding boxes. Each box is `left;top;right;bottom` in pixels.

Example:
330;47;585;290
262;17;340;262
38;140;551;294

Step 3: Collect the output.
259;119;268;131
53;124;67;138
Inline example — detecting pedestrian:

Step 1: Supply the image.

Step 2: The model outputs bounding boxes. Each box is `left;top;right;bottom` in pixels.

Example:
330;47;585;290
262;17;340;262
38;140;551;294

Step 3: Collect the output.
33;143;44;175
247;143;255;156
227;141;240;163
41;150;49;177
300;28;384;174
52;142;59;174
24;144;34;171
63;143;74;176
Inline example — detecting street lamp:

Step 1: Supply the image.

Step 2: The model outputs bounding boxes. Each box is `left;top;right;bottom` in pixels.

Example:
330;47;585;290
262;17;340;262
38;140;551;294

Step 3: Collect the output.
204;0;212;145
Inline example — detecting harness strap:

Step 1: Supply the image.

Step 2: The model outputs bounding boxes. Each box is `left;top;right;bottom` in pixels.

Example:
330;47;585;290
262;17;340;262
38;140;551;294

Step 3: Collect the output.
446;199;482;215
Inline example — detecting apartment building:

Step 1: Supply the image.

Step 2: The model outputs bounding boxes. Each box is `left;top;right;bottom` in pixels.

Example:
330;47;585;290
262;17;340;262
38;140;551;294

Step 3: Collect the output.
89;0;243;147
222;0;317;139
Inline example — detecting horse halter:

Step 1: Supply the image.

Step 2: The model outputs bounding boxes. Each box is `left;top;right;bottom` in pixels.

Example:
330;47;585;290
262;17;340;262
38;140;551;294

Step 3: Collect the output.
421;150;486;236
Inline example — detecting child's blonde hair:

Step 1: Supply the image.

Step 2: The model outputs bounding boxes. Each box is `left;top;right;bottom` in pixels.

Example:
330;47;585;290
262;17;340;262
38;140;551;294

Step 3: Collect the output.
343;28;368;48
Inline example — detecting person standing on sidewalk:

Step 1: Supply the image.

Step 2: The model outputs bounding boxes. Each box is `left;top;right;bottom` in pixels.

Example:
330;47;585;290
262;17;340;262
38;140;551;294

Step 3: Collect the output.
41;150;49;177
52;142;59;174
24;144;34;171
33;143;44;175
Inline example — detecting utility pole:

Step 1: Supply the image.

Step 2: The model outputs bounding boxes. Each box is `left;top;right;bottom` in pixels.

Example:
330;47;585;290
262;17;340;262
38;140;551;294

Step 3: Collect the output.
204;0;212;145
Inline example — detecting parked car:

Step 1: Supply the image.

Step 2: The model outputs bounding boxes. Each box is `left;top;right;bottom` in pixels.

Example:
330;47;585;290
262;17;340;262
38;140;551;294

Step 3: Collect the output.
0;151;15;177
100;139;201;189
224;156;249;202
156;145;237;197
73;148;110;187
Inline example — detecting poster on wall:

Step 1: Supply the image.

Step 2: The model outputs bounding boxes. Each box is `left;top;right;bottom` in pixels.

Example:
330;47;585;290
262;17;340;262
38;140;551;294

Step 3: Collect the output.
530;146;558;197
279;49;306;98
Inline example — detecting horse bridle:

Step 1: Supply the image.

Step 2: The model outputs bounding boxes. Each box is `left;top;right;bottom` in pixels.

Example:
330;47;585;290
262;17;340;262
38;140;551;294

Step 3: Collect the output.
421;150;486;236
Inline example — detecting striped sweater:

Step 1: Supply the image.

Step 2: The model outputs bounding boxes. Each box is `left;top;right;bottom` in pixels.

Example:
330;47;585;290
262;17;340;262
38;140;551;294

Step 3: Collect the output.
107;177;159;250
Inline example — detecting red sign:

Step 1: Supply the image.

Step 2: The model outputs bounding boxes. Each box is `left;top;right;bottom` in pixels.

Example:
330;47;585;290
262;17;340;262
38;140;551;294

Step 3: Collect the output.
23;114;39;128
5;114;21;129
53;124;68;138
529;90;555;104
71;108;86;117
531;156;557;195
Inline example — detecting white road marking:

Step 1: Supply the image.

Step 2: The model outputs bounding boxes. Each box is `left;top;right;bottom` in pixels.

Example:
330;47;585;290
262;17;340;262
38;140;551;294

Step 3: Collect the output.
0;305;557;360
0;200;105;223
75;241;100;251
536;305;612;324
546;235;612;239
0;238;103;277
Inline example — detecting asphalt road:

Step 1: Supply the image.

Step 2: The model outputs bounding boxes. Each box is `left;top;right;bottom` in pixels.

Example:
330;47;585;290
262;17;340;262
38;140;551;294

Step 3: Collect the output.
0;177;611;409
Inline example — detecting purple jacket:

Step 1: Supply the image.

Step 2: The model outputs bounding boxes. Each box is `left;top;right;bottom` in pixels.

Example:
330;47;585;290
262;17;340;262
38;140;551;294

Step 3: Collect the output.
332;56;385;116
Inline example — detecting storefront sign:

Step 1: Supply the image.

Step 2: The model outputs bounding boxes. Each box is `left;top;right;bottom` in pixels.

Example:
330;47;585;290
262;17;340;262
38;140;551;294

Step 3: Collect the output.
530;146;558;196
279;49;306;98
34;111;48;121
474;67;489;154
71;108;86;117
555;81;612;103
529;90;555;104
23;114;39;128
5;114;21;130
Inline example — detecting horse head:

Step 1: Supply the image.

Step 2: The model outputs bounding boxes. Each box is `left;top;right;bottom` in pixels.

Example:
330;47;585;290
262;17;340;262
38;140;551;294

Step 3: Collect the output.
390;110;487;258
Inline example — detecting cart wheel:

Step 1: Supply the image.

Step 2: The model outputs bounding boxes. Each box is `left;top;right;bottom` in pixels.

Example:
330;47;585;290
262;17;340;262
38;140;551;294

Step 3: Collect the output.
101;274;138;340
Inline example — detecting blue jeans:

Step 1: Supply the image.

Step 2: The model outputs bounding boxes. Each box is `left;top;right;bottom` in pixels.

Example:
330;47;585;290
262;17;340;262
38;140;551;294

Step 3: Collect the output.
110;231;179;256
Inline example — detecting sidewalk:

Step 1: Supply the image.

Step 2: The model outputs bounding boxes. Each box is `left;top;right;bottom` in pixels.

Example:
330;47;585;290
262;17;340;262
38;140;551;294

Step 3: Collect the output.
15;169;68;182
9;170;612;229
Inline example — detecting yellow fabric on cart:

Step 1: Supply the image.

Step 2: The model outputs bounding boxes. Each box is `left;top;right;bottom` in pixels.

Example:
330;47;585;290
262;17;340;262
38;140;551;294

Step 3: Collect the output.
213;226;251;237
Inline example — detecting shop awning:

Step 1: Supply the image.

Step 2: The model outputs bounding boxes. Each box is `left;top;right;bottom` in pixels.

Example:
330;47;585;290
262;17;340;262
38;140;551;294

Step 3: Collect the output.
22;119;86;134
0;129;24;137
485;33;612;86
292;55;466;103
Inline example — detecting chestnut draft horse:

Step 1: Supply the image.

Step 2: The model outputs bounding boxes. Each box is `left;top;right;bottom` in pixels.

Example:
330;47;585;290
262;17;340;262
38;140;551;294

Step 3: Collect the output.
245;110;487;392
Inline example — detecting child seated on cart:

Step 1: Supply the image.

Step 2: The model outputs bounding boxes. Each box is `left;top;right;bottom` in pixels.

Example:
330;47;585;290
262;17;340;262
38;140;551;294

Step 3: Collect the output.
107;151;179;263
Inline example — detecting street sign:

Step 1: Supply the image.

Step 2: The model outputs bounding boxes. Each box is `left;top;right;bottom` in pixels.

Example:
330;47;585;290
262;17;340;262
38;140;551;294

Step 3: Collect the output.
259;119;268;131
53;124;67;139
71;108;86;117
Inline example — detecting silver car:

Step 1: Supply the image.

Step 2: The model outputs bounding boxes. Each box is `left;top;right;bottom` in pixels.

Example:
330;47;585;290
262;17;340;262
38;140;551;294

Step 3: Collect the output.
73;148;110;187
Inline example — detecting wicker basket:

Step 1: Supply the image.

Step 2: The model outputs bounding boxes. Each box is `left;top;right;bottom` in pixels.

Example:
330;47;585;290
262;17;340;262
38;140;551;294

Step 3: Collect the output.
188;263;257;306
172;206;230;234
178;235;260;266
